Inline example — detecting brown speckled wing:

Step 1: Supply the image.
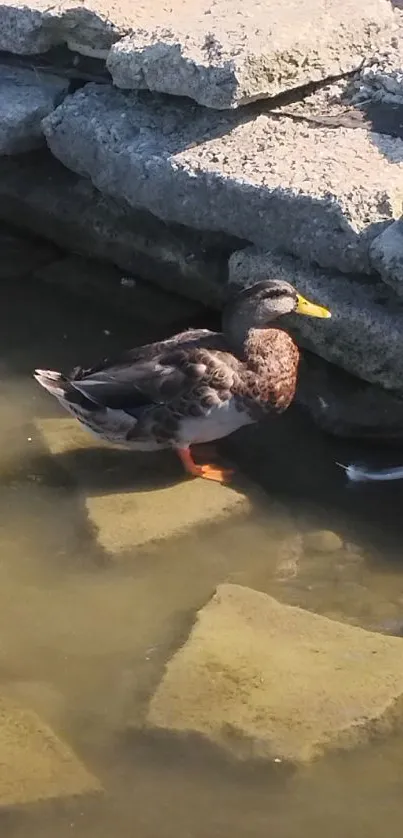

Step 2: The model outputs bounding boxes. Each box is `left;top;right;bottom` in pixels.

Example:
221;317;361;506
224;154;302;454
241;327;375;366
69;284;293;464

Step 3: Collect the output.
68;326;300;446
135;343;244;444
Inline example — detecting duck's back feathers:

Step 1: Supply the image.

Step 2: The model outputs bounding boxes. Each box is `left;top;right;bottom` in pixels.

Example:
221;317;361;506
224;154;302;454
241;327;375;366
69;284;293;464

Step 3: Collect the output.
35;325;300;449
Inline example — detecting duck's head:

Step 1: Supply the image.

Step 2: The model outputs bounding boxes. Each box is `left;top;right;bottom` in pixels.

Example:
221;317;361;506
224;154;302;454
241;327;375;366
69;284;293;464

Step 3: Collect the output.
223;279;331;345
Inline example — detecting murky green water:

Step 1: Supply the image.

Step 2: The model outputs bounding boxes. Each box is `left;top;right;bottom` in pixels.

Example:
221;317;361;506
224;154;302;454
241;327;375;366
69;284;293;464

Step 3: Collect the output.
2;275;403;837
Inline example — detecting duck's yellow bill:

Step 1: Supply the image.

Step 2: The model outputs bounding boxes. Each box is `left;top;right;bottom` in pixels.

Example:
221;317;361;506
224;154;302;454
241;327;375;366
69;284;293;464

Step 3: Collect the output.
295;294;331;319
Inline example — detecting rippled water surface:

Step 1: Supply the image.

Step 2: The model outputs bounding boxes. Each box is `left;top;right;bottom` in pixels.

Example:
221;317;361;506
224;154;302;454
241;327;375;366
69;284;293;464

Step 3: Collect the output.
2;276;403;837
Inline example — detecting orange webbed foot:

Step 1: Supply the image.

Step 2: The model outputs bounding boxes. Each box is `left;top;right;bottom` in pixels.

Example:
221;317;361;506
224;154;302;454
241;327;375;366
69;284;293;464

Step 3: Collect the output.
175;447;234;483
197;464;234;483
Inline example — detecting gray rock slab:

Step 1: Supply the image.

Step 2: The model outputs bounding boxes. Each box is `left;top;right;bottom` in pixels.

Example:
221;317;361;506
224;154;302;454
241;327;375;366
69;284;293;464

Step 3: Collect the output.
0;0;396;108
370;217;403;297
0;0;122;56
0;151;239;306
106;0;395;109
0;694;101;807
228;246;403;395
297;350;403;440
147;584;403;764
0;0;57;54
43;83;403;275
349;9;403;107
0;65;68;154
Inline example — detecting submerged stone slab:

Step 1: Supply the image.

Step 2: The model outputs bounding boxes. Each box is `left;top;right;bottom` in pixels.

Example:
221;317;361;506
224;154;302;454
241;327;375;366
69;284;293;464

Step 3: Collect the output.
0;0;396;108
229;246;403;395
34;418;250;556
43;84;403;275
0;151;237;306
370;217;403;297
0;695;100;807
147;584;403;764
85;484;249;555
0;64;68;154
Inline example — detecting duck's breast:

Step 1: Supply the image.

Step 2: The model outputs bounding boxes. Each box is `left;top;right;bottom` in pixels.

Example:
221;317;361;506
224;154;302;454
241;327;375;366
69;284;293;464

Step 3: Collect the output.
177;397;255;446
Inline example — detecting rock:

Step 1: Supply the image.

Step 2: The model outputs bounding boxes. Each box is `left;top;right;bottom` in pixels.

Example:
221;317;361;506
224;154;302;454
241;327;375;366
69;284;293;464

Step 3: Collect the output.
0;65;68;154
42;83;403;276
106;0;395;109
348;10;403;107
0;0;58;55
229;247;403;395
1;681;65;730
0;151;239;306
34;254;203;328
274;533;303;581
34;418;251;556
370;217;403;297
85;485;248;556
0;0;395;107
147;584;403;764
0;695;101;807
303;530;343;553
297;351;403;440
0;225;57;280
0;0;121;56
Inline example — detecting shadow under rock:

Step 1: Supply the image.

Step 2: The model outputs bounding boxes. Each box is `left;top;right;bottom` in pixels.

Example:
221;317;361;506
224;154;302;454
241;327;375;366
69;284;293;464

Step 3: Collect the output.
222;404;403;563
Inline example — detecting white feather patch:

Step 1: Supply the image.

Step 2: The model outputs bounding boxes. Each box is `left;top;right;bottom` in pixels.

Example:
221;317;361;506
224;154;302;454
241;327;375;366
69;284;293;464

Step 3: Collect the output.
337;462;403;483
178;398;255;445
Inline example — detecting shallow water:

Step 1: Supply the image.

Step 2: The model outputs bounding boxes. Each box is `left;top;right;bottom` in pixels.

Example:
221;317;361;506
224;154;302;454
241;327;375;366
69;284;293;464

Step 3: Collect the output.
2;276;403;836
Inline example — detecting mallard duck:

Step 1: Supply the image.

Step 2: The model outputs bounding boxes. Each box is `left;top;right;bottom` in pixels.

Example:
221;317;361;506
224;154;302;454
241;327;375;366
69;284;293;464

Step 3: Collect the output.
34;280;330;482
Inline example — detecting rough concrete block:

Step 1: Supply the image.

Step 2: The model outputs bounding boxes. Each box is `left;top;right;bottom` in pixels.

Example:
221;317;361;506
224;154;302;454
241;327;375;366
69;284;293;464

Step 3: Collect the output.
0;65;68;154
296;350;403;441
370;217;403;297
0;0;57;54
147;584;403;764
349;10;403;107
0;152;237;306
107;0;395;109
43;83;403;275
0;0;396;108
0;695;100;808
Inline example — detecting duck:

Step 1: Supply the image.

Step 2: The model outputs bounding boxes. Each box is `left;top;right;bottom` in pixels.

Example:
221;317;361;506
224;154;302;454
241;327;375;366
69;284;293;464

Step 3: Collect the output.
34;279;331;483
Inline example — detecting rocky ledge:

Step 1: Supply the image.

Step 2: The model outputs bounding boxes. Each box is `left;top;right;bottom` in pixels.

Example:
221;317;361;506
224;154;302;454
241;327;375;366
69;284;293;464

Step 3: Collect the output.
1;0;403;438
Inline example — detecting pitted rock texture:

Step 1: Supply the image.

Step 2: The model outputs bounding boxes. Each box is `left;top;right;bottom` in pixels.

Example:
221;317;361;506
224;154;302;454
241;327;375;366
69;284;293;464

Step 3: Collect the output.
370;217;403;297
42;83;403;276
0;64;68;154
0;151;239;306
0;0;396;107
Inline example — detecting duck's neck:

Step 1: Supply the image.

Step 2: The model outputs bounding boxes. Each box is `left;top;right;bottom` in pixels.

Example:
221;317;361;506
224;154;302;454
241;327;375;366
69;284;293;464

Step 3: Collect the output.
222;305;279;356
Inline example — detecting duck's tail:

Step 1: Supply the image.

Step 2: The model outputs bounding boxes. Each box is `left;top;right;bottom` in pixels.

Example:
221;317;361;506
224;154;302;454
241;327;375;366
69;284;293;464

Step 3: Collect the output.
34;369;69;399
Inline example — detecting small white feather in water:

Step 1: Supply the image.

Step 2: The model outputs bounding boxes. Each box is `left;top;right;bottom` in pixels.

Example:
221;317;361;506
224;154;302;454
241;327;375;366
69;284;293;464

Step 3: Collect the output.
337;462;403;483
